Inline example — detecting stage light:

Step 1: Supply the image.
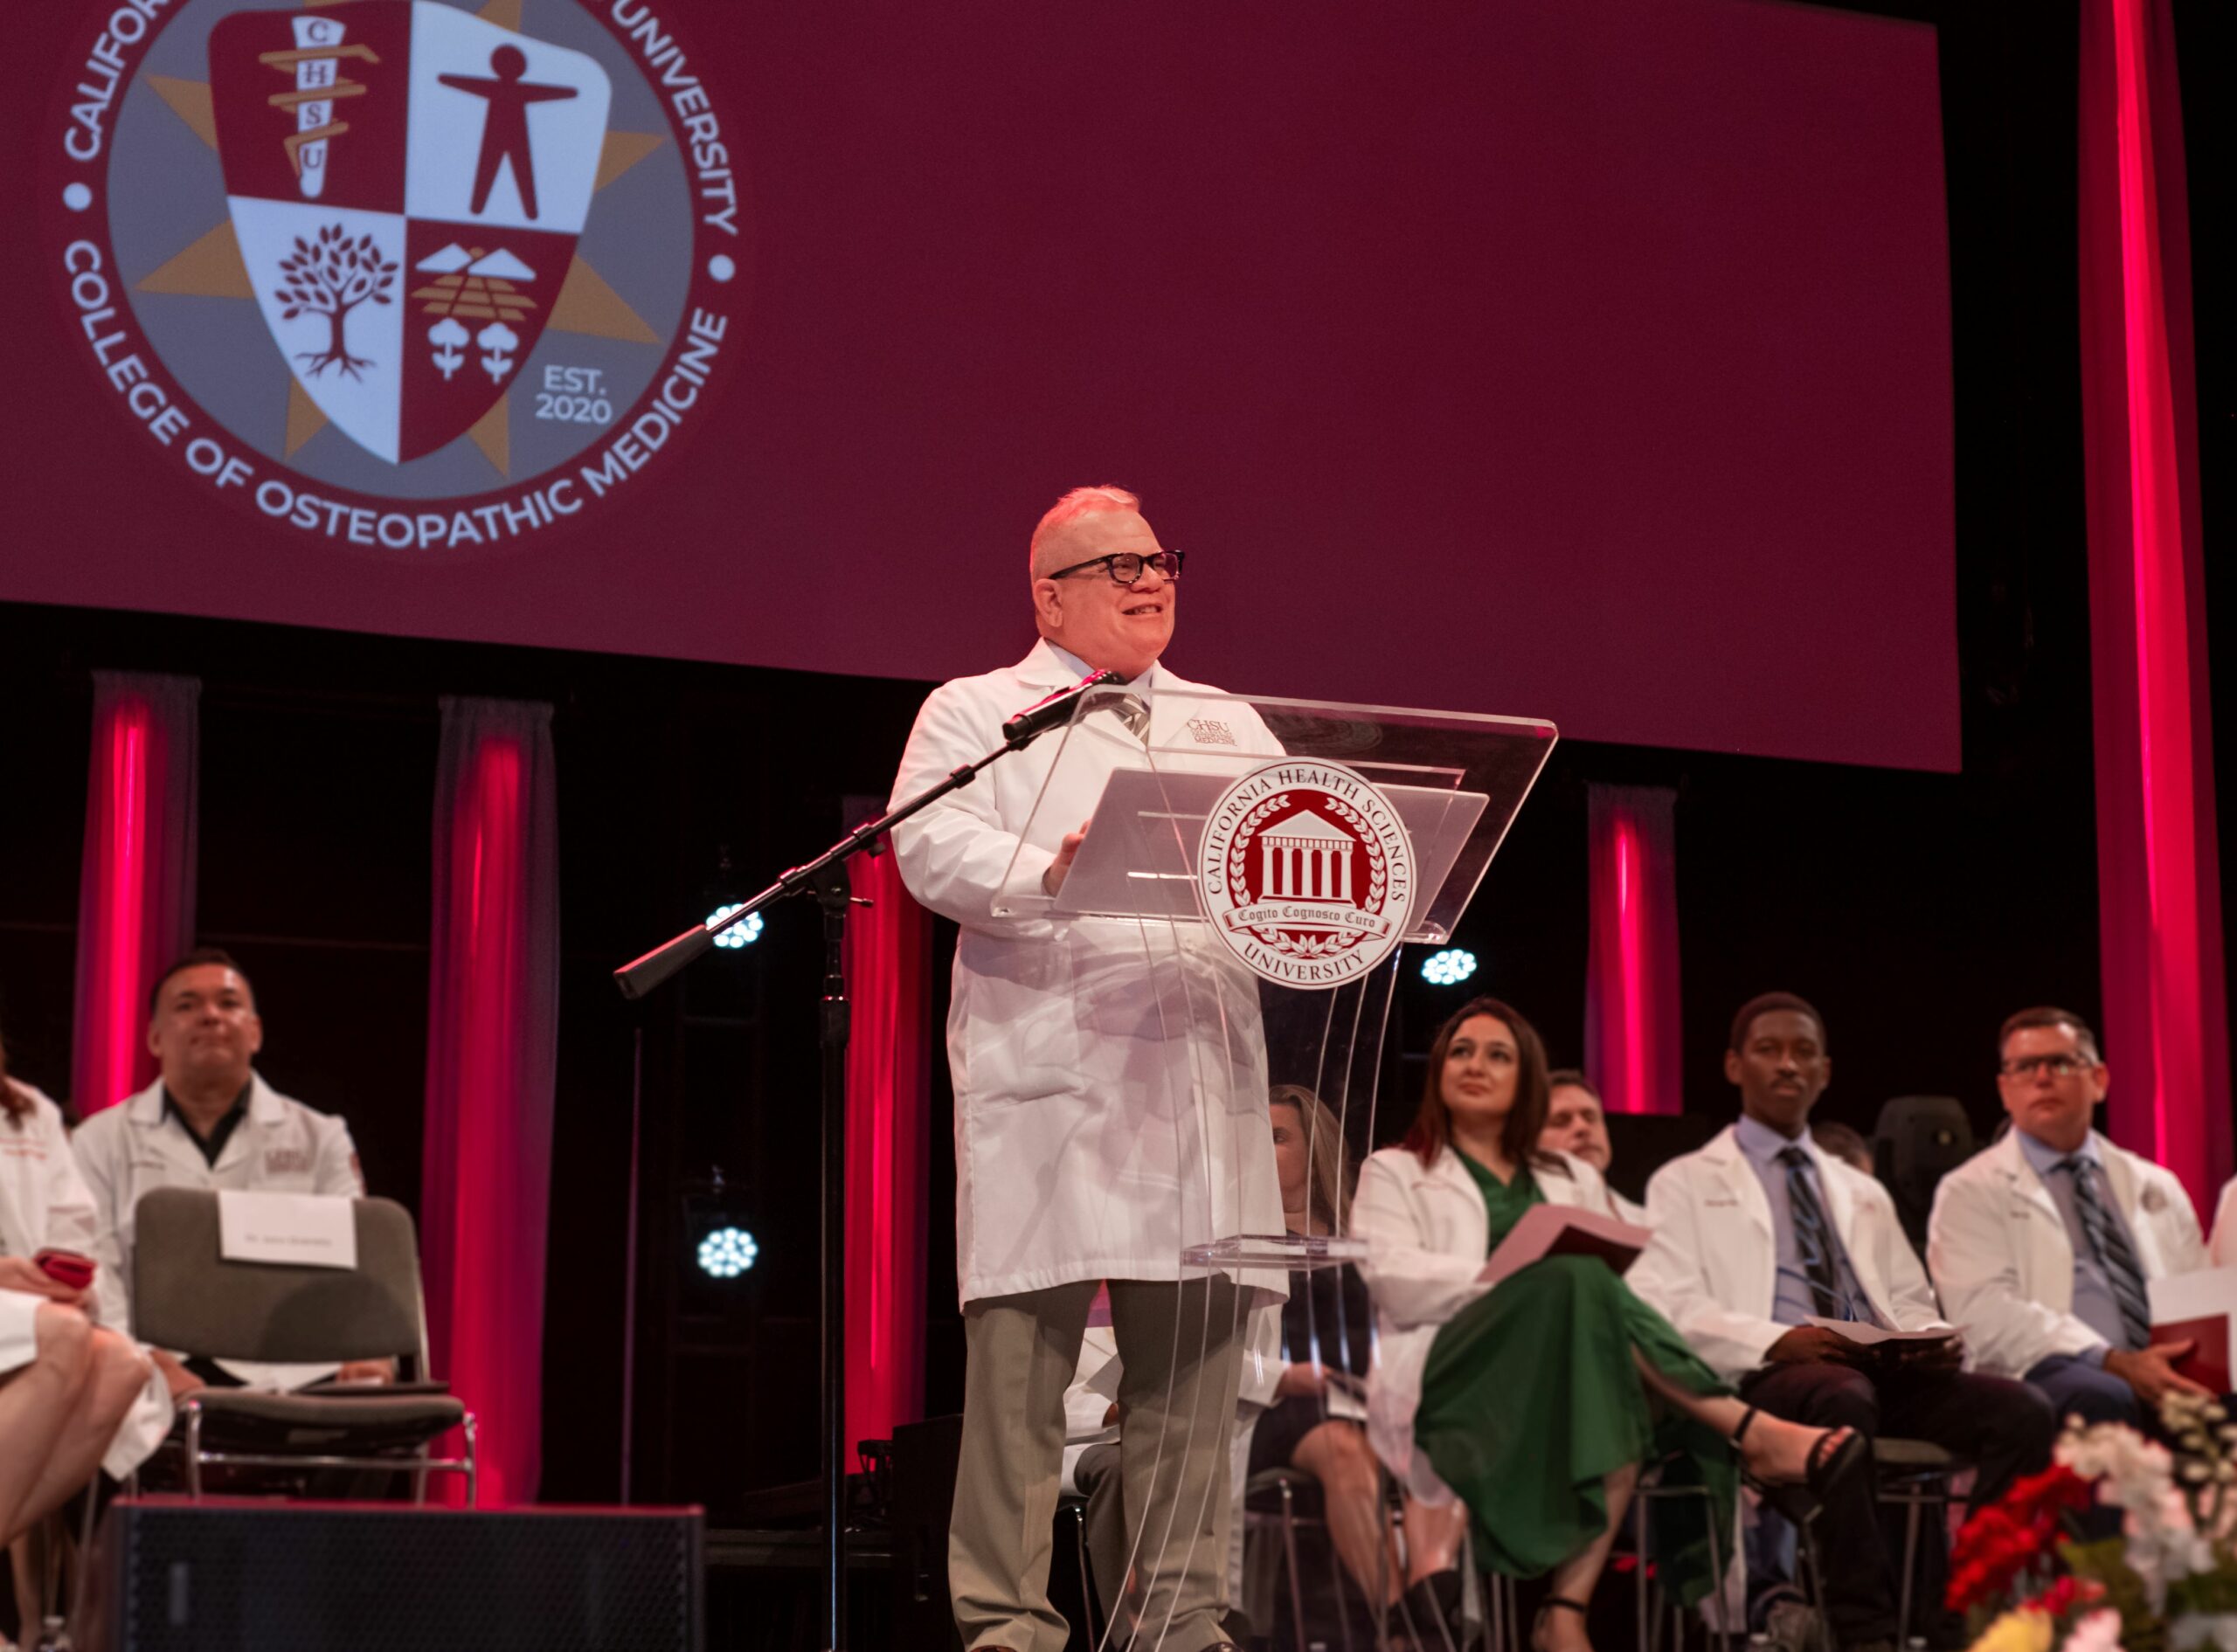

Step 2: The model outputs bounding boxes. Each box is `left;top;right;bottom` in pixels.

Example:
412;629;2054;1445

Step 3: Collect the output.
697;1226;758;1278
1421;948;1478;987
706;903;764;949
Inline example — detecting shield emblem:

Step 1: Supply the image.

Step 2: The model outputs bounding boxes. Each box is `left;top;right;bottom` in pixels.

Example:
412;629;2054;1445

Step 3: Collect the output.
208;3;611;464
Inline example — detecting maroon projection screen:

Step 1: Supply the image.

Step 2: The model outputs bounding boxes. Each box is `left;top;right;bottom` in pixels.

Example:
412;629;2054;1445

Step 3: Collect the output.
4;0;1954;770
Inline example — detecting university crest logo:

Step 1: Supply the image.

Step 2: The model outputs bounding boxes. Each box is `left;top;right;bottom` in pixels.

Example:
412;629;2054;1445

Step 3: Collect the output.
1200;760;1416;989
211;4;609;463
45;0;743;554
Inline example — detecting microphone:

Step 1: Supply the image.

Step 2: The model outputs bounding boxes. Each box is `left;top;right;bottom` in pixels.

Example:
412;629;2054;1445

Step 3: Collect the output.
1002;668;1122;748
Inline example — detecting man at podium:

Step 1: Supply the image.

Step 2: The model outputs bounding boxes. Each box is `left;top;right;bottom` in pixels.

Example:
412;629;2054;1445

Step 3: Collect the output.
889;486;1285;1652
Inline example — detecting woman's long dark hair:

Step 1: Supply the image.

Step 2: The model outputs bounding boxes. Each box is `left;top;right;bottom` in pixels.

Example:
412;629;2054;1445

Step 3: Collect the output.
1401;995;1563;1175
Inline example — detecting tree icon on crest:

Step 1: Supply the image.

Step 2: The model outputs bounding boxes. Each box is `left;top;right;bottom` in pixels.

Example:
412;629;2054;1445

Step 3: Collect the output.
275;223;399;380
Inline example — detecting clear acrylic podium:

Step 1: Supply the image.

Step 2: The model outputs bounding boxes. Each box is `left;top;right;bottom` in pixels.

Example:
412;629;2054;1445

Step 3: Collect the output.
994;687;1555;1649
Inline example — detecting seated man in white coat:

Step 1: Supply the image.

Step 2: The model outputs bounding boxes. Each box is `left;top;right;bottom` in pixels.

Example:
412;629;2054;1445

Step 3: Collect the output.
70;949;375;1399
1539;1069;1647;1225
1928;1006;2209;1429
1631;992;2053;1652
889;486;1285;1652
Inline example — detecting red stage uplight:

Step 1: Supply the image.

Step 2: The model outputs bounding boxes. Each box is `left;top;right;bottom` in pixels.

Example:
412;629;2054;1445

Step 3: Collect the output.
423;699;559;1507
72;674;199;1116
1586;786;1679;1116
2080;0;2227;1208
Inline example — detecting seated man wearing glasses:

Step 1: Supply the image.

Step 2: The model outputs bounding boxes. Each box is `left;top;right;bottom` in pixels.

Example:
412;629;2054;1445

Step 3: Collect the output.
1927;1007;2209;1429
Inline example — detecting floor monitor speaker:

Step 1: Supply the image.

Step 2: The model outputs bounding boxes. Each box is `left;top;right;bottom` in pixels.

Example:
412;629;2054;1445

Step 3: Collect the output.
81;1497;703;1652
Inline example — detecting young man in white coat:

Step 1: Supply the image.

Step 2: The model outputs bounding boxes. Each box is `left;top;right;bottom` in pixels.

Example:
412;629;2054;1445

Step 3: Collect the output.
69;950;376;1399
1927;1006;2209;1429
1629;992;2053;1652
888;487;1285;1652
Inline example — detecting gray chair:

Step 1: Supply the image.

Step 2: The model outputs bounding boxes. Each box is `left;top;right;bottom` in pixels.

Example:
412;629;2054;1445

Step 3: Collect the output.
129;1187;475;1503
1630;1462;1735;1652
1790;1436;1966;1650
1874;1437;1966;1646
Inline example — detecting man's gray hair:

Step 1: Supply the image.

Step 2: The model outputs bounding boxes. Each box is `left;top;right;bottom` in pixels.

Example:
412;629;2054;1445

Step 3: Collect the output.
1029;485;1141;575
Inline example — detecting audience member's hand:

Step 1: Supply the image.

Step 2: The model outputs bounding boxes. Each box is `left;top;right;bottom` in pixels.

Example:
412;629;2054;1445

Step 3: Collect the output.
150;1347;204;1401
0;1255;87;1306
2106;1342;2213;1404
1275;1362;1331;1400
1042;820;1091;895
334;1358;396;1386
1763;1325;1859;1366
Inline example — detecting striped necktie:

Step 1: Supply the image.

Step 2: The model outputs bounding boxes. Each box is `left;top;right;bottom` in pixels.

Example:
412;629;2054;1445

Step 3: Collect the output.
2060;1155;2152;1350
1084;689;1150;743
1776;1145;1853;1320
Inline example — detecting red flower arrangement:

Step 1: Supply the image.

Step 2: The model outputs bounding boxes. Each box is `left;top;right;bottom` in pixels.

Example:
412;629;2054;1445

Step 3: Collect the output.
1947;1465;2095;1612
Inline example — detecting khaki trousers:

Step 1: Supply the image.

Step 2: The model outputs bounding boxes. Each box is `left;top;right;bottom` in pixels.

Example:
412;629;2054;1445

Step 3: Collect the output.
951;1274;1243;1652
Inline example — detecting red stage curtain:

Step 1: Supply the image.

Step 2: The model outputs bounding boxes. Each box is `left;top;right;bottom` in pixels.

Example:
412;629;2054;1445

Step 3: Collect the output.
2078;0;2227;1208
421;697;560;1505
72;672;199;1116
1583;785;1681;1115
843;842;932;1448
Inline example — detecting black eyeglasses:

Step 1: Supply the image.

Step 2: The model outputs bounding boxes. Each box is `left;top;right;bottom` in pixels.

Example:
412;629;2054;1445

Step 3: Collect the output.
1046;550;1185;587
2000;1053;2094;1078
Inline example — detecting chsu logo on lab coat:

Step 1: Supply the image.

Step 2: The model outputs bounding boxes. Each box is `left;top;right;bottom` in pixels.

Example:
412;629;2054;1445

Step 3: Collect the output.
1200;760;1415;989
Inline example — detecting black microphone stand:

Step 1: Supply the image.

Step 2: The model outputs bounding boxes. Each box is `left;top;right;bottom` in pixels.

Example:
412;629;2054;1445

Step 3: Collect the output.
612;669;1115;1652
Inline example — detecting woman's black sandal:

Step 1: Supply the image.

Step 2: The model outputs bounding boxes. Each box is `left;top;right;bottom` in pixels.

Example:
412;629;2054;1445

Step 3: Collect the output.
1730;1405;1866;1521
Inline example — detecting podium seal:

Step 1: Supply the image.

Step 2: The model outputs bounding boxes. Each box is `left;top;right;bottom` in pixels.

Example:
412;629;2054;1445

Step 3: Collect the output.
1201;759;1415;988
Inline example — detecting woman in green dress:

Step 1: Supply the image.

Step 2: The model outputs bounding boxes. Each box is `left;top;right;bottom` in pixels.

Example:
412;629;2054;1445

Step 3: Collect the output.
1353;996;1863;1651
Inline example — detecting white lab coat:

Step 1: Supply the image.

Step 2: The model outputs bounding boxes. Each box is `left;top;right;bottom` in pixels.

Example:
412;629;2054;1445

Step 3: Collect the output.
2;1080;173;1476
1927;1129;2206;1379
1603;1186;1649;1227
889;639;1286;1304
72;1074;364;1388
2208;1176;2237;1268
1350;1143;1612;1501
1628;1124;1950;1385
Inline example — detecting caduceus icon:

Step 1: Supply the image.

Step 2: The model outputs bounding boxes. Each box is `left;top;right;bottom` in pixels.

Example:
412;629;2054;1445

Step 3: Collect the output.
258;15;380;199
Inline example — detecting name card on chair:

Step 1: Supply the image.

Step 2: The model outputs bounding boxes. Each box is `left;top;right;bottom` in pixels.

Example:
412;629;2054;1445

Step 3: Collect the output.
218;1190;358;1269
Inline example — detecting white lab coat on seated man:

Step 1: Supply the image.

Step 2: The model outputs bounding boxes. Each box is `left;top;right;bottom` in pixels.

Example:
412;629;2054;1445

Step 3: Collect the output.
2;1080;173;1476
72;1073;364;1386
888;637;1286;1304
1628;1125;1951;1384
2209;1177;2237;1268
1928;1128;2206;1379
1350;1142;1613;1502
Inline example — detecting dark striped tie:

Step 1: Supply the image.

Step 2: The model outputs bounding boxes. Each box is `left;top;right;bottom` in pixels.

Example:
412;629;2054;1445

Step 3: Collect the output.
2060;1155;2153;1350
1777;1145;1852;1320
1084;689;1150;743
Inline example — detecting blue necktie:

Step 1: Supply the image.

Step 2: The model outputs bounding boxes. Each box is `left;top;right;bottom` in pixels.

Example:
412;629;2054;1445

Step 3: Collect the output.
2060;1156;2152;1351
1777;1145;1853;1321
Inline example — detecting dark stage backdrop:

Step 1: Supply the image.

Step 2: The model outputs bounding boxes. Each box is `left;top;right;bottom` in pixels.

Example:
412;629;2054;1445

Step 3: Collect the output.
5;0;1953;771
